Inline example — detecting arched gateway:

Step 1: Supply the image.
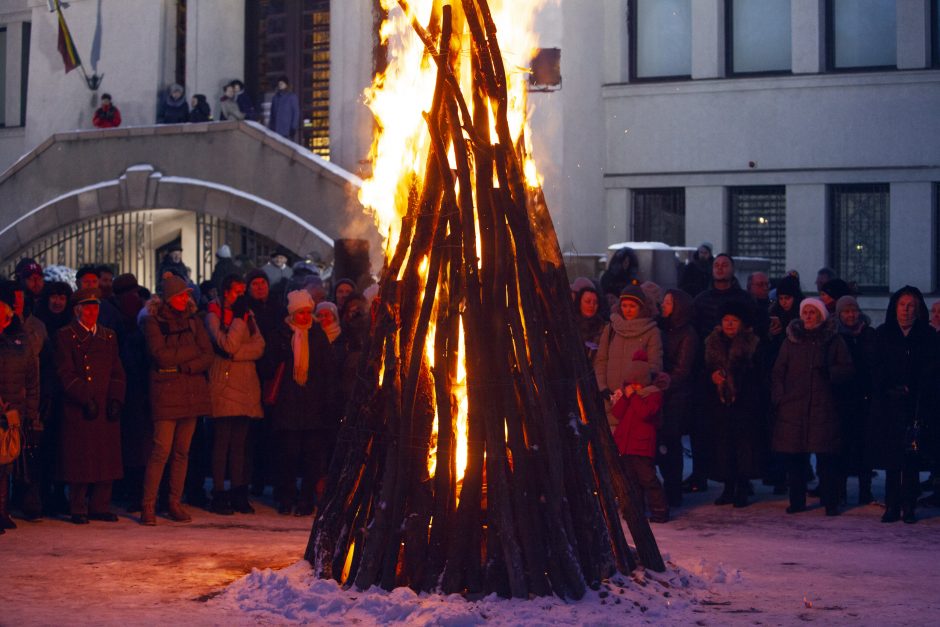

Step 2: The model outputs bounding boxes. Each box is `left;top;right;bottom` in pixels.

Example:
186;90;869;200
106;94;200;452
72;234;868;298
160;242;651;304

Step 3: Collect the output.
0;121;375;283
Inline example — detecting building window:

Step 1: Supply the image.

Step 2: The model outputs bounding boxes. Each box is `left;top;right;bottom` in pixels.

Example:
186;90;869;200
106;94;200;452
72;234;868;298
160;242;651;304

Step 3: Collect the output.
729;186;786;278
934;0;940;67
529;48;561;92
630;0;692;80
0;22;30;128
727;0;791;75
827;0;896;70
632;188;685;245
829;184;889;292
0;27;6;127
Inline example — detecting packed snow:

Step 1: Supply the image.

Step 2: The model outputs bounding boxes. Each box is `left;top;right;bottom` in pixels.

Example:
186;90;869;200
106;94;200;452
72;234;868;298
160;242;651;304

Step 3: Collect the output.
2;470;938;625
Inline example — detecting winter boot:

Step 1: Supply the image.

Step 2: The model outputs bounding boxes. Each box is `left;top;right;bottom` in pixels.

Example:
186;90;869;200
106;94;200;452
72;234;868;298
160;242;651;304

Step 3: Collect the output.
0;477;15;530
167;502;192;523
140;503;157;526
733;480;750;508
230;486;255;514
714;483;734;506
210;490;234;516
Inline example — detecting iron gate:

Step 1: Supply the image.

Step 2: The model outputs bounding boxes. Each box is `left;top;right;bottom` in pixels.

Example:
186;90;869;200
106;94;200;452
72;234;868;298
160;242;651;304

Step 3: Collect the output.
3;211;283;289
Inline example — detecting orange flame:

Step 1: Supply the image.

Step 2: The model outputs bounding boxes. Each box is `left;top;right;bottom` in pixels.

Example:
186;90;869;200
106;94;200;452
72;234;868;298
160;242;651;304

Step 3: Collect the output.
361;1;547;486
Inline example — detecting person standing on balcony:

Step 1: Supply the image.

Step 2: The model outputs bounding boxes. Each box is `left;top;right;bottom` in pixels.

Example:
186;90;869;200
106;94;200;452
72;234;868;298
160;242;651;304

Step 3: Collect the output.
158;83;189;124
92;93;122;128
219;83;244;122
269;76;300;142
231;79;256;121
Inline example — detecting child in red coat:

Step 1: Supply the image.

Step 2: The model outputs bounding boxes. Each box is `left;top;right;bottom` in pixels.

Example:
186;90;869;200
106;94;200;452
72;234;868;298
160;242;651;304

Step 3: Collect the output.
612;349;669;522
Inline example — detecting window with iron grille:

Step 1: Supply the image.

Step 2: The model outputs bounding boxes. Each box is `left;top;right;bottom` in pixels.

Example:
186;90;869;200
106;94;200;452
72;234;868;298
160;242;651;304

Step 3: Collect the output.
829;184;889;292
729;186;786;278
632;188;685;245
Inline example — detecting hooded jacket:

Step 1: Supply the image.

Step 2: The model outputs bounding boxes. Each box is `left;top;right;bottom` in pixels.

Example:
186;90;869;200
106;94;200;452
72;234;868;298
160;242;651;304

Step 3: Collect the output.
659;289;698;436
205;302;265;419
870;286;939;469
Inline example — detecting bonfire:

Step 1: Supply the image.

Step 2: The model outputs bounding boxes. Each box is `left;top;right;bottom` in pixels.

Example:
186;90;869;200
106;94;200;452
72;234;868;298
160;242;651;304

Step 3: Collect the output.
305;0;663;599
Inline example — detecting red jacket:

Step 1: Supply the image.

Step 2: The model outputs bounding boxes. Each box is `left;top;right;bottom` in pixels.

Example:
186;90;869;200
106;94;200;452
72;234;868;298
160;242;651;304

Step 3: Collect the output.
612;388;662;457
93;104;122;128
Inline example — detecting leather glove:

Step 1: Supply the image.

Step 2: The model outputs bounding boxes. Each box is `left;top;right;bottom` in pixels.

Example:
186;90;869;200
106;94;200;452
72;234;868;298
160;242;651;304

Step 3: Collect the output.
600;388;612;401
83;399;99;421
230;295;249;319
107;400;123;422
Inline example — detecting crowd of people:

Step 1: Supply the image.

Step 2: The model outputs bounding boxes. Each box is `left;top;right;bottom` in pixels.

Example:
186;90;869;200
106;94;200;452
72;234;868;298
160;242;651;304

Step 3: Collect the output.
0;246;371;532
91;78;301;143
579;244;940;525
3;241;938;535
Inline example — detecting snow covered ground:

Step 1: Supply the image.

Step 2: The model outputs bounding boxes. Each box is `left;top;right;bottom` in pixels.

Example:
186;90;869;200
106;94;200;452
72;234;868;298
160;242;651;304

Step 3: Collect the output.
2;474;938;625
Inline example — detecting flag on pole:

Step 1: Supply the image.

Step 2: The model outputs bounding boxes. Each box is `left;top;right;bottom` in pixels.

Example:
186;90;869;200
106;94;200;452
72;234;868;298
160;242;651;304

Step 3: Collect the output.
55;0;82;73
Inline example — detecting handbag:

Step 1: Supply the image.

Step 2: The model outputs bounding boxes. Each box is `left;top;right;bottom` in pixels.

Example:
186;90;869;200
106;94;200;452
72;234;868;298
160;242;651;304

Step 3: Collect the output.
263;362;287;406
0;395;23;465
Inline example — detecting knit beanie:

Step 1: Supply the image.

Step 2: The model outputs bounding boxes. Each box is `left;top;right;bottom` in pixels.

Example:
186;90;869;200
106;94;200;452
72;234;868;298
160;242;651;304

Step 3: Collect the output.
287;289;315;315
820;278;850;301
800;297;829;321
246;268;268;286
775;275;802;298
835;295;859;317
619;285;649;317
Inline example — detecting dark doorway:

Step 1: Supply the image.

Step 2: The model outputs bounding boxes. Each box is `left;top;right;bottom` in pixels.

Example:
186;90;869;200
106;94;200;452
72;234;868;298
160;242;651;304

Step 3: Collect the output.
245;0;331;157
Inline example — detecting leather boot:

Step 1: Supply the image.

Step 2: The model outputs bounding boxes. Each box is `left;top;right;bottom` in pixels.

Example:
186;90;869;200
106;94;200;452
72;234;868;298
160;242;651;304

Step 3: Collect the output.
167;502;192;523
210;490;234;516
230;486;255;514
140;503;157;526
0;476;15;530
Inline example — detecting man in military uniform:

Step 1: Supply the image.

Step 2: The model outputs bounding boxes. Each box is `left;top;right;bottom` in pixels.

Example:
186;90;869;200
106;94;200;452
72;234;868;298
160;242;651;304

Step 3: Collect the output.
55;288;126;524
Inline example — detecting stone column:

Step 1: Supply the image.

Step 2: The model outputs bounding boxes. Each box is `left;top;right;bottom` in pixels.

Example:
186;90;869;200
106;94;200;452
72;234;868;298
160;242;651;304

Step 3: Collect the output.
792;0;825;74
897;0;930;70
685;186;728;251
691;0;725;79
605;187;630;246
785;184;828;288
889;182;934;292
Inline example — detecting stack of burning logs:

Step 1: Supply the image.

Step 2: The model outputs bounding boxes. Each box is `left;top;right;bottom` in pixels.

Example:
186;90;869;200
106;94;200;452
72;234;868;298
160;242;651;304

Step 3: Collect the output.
305;0;664;600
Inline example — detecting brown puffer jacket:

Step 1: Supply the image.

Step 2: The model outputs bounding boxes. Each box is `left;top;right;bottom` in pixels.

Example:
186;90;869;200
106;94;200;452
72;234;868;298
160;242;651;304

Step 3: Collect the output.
0;322;39;429
141;297;214;421
772;319;854;454
205;307;265;419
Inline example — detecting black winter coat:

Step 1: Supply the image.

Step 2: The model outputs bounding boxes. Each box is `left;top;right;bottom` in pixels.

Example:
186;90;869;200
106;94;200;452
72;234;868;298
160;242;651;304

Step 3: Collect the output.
659;289;698;437
870;292;939;470
704;327;765;480
0;322;39;431
834;321;877;472
260;322;336;431
772;320;854;454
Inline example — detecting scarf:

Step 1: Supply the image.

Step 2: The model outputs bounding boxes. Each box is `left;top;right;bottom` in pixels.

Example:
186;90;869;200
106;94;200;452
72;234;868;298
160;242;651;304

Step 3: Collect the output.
287;317;312;385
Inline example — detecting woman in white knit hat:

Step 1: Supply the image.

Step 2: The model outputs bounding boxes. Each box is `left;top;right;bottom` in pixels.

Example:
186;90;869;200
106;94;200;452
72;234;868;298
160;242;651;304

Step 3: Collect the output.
259;290;336;516
771;297;854;516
